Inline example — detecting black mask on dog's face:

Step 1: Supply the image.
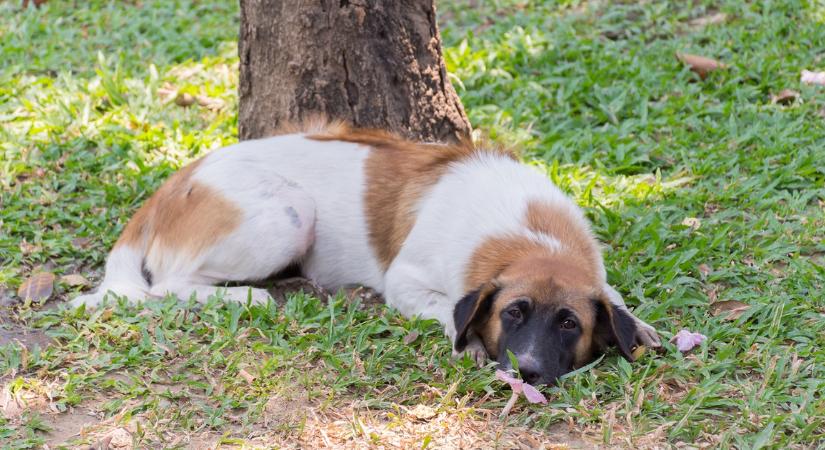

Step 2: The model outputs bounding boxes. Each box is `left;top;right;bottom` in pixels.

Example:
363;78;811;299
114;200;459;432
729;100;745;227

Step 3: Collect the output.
453;278;638;385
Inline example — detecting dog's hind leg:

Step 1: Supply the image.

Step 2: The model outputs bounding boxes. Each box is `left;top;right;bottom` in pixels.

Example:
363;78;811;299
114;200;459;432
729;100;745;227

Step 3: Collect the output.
72;168;316;309
145;180;317;305
69;245;151;308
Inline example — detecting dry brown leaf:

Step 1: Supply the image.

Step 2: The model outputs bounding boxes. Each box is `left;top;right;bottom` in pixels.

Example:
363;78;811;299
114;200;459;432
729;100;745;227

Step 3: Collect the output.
18;240;40;255
710;300;750;321
1;385;23;420
61;273;90;287
71;237;92;248
676;53;727;79
17;272;55;303
174;93;195;107
408;404;437;421
95;435;114;450
100;308;114;322
103;427;133;449
196;95;225;111
688;12;728;27
403;330;420;345
771;89;799;105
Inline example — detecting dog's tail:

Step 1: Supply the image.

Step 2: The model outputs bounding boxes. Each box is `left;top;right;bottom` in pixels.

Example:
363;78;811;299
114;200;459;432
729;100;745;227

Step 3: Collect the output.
69;245;150;308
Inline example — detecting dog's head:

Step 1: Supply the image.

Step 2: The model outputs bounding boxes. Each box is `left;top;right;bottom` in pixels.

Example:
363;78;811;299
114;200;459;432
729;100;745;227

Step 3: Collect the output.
453;255;638;385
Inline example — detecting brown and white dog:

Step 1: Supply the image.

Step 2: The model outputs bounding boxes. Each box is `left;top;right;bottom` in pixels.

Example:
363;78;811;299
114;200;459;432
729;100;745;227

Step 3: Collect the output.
72;121;661;385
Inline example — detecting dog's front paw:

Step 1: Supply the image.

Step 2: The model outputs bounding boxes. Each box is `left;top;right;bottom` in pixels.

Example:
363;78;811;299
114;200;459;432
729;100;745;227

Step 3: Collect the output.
452;336;489;367
634;319;662;350
68;292;106;309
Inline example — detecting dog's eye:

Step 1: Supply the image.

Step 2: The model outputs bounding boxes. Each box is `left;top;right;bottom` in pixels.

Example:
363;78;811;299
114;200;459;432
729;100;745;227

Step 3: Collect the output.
507;308;523;320
561;319;577;330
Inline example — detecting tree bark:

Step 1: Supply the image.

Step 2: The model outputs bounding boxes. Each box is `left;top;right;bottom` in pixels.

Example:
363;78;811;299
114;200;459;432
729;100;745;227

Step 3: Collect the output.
238;0;471;143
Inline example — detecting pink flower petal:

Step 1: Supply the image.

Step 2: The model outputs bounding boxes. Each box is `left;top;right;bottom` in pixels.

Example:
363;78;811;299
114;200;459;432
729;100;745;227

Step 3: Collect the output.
495;369;523;394
801;70;825;86
521;383;548;404
670;329;707;352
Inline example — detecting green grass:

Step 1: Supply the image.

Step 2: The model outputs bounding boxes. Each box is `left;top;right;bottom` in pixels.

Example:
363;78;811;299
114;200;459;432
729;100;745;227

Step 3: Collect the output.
2;0;824;447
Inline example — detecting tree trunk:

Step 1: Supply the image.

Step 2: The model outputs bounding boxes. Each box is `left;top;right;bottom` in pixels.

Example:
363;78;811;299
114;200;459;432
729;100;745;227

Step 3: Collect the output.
238;0;471;143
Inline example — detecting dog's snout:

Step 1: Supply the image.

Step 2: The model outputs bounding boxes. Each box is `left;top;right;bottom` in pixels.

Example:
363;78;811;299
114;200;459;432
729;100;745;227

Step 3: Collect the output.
521;367;541;385
519;364;542;385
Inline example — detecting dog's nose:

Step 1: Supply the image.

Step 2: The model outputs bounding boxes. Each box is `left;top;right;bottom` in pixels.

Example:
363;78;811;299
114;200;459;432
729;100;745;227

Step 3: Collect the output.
519;363;542;385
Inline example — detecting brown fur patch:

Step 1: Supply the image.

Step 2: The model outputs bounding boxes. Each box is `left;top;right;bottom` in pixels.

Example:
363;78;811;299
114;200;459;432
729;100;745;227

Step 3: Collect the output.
463;235;552;292
310;126;516;269
465;235;603;365
115;158;241;259
272;115;349;137
524;200;602;275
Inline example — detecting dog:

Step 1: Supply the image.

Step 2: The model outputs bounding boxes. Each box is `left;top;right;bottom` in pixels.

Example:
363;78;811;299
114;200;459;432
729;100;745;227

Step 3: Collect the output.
71;121;661;385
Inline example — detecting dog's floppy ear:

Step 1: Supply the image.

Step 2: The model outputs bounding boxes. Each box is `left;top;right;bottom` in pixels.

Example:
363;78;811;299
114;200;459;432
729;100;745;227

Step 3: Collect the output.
453;281;500;351
593;298;638;361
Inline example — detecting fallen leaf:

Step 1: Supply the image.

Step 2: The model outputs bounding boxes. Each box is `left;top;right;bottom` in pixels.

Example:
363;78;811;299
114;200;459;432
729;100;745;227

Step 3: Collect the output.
681;217;701;230
408;404;437;420
17;272;55;303
403;330;419;345
60;274;90;287
676;53;727;79
174;93;195;107
19;240;40;255
1;385;23;419
103;427;132;449
196;95;225;111
100;308;114;322
801;70;825;86
71;237;92;248
771;89;799;105
710;300;750;321
698;263;712;279
688;12;728;27
670;329;706;353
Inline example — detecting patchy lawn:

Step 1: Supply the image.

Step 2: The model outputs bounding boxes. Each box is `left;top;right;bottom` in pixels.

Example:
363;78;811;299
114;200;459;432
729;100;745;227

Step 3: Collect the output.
1;0;824;448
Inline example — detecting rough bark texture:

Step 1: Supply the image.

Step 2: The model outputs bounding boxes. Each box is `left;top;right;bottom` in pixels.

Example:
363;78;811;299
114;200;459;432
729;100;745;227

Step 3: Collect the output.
238;0;471;143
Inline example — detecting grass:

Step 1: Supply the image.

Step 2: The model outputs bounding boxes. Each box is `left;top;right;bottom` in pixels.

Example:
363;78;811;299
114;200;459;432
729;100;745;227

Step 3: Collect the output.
1;0;824;448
